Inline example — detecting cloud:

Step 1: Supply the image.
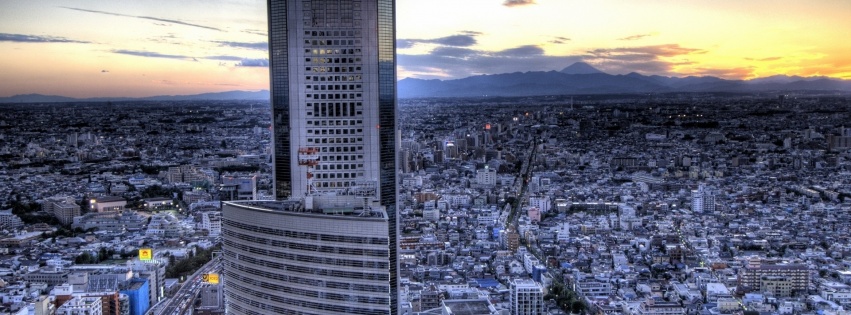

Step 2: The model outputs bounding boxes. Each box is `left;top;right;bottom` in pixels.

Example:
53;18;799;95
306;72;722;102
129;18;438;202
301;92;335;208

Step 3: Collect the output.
211;40;267;50
583;44;703;75
503;0;536;7
242;29;267;37
62;7;222;32
399;44;583;79
745;56;782;62
205;55;244;61
549;36;570;44
0;33;89;43
686;67;755;79
495;45;544;57
111;49;193;60
236;58;269;67
619;33;654;41
430;47;479;58
588;44;703;58
398;34;478;49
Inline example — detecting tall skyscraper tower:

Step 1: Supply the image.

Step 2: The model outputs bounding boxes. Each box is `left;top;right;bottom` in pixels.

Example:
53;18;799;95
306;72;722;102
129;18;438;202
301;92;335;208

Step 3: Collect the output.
222;0;398;314
270;0;396;202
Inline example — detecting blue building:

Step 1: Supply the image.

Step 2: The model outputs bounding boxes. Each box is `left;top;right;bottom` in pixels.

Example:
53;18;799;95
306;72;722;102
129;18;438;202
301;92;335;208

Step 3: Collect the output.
120;278;150;315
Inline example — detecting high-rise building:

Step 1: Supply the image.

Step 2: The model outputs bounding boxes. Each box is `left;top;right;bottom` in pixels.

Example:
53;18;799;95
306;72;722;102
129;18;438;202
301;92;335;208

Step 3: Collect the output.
222;0;398;314
691;184;715;213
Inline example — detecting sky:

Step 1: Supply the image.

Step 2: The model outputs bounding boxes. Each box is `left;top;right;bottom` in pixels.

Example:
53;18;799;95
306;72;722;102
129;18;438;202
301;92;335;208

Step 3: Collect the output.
1;0;850;98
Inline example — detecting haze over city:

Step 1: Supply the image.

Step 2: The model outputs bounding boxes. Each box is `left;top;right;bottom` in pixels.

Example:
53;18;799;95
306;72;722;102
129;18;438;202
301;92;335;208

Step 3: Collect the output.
2;0;851;98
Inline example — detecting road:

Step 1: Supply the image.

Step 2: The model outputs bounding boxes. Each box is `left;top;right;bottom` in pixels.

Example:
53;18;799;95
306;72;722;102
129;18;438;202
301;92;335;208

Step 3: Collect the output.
147;257;222;315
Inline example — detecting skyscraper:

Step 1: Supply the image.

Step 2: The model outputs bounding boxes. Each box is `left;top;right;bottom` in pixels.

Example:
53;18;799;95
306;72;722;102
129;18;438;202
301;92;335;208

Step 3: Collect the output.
222;0;398;314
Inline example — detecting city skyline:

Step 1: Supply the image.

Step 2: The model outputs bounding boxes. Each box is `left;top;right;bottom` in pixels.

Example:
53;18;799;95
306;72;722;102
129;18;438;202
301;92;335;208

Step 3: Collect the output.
2;0;851;98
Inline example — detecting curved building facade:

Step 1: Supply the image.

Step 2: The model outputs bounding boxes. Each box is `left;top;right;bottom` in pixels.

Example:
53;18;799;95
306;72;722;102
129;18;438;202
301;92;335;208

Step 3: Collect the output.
222;201;391;315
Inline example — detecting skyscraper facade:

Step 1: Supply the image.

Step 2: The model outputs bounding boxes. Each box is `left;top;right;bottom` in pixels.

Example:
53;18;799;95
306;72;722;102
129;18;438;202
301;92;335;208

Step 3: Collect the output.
222;0;398;314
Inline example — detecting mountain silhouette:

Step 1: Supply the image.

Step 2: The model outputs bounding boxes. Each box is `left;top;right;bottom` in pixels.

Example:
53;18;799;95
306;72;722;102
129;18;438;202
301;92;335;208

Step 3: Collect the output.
398;63;851;98
560;62;604;75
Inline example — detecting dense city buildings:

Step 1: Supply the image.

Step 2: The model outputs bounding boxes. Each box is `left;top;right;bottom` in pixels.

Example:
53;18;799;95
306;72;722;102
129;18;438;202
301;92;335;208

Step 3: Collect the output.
223;0;399;314
1;82;851;314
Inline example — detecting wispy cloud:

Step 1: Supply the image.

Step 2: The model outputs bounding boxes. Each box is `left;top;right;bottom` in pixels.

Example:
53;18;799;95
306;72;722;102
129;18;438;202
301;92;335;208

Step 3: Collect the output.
211;40;267;50
205;55;244;61
236;59;269;67
584;44;703;75
686;67;754;78
62;7;222;32
495;45;544;57
111;49;193;60
503;0;536;7
0;33;89;43
399;44;582;79
549;36;570;44
398;34;478;49
619;33;655;41
241;29;267;37
745;56;782;62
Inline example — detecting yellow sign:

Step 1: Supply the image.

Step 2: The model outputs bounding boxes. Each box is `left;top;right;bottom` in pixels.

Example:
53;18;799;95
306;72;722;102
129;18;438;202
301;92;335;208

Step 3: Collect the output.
139;248;153;261
202;273;219;284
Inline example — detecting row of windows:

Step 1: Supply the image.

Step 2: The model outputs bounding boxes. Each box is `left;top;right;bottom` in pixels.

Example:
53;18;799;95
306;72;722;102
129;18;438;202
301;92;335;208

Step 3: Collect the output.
306;75;360;82
308;83;362;90
305;39;361;46
307;137;362;144
223;249;389;280
311;146;362;153
314;181;362;188
318;163;363;170
227;281;388;315
306;66;362;74
306;93;361;101
305;48;361;55
229;260;387;293
314;172;363;179
304;30;362;37
308;102;360;117
223;234;386;268
308;128;362;135
223;219;389;245
317;154;363;161
308;119;363;126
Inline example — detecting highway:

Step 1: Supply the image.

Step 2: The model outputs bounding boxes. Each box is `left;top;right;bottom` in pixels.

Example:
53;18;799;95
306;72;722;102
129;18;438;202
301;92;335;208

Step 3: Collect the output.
147;257;222;315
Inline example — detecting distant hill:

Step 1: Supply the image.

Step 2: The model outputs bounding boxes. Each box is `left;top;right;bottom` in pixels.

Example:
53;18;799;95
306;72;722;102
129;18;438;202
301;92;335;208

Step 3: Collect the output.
6;62;851;102
560;62;604;75
398;62;851;98
0;90;270;104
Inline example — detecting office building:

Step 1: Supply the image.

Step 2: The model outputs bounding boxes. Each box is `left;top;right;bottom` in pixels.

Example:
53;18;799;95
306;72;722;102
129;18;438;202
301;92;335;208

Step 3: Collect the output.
223;1;398;313
222;201;391;314
736;258;809;296
509;279;544;315
691;184;715;213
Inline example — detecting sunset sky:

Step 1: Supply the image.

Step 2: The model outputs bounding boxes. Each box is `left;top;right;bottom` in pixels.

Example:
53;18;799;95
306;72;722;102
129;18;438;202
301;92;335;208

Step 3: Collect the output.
1;0;850;98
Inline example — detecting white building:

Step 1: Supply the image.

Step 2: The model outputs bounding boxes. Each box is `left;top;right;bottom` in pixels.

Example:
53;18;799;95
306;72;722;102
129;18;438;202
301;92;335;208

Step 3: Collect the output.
475;166;497;187
423;200;439;222
528;195;551;213
56;296;103;315
510;279;544;315
691;184;715;213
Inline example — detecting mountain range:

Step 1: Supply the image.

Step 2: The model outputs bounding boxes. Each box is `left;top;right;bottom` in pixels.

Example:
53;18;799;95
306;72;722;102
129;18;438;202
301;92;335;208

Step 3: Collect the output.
397;62;851;98
3;63;850;103
0;90;270;104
